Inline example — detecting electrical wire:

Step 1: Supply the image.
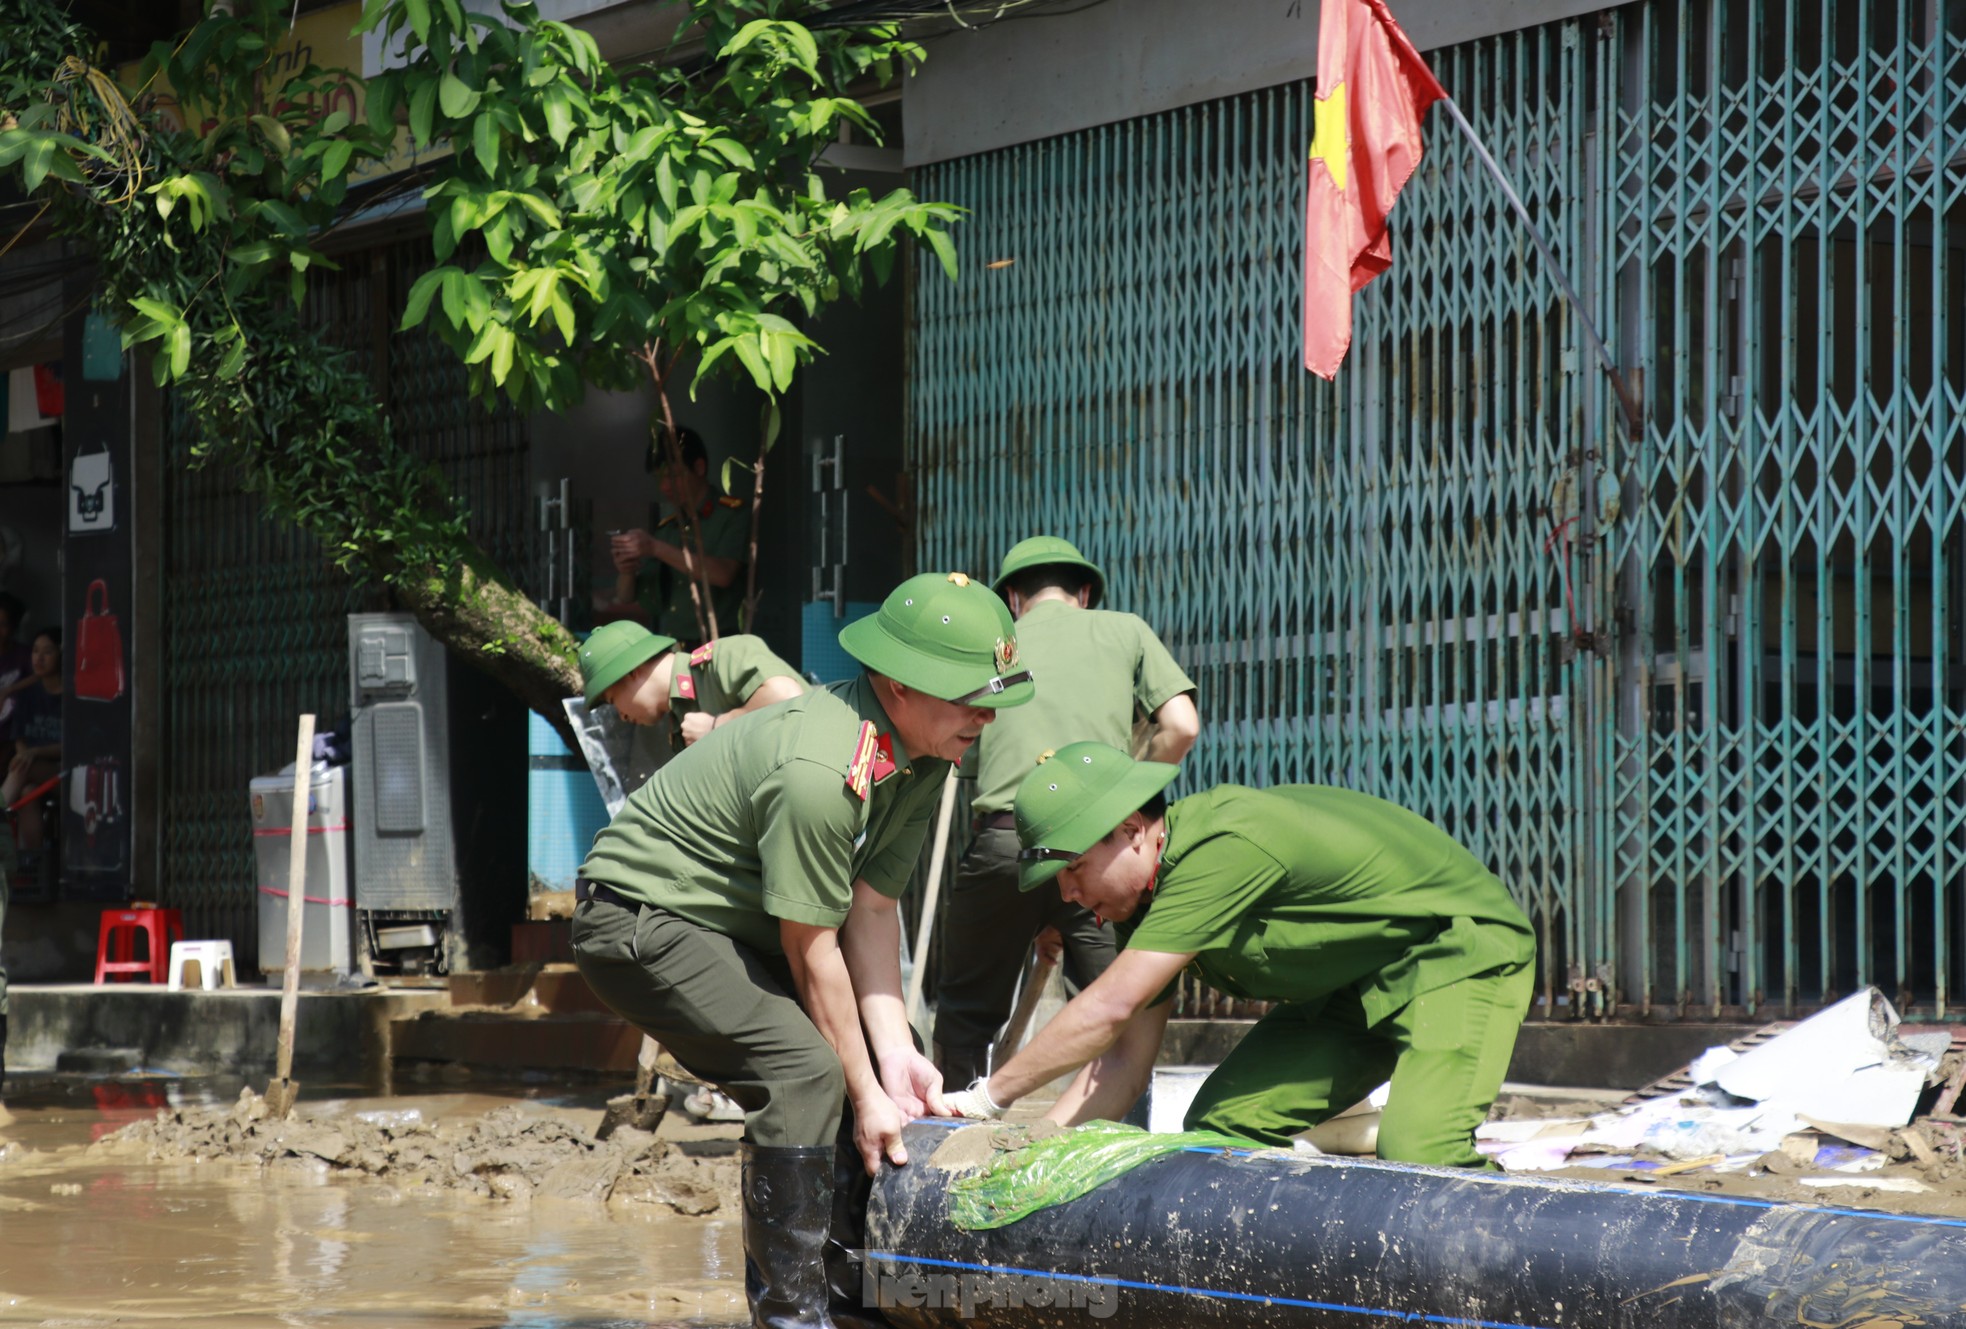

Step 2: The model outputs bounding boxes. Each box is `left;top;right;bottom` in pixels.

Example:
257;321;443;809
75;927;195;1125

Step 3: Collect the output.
805;0;1111;32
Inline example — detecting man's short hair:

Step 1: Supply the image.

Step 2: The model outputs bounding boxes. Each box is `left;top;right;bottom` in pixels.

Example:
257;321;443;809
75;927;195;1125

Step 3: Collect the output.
648;424;707;473
1006;562;1096;601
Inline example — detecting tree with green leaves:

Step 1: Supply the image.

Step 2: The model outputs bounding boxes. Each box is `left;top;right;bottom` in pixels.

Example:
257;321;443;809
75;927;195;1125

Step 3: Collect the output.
0;0;959;737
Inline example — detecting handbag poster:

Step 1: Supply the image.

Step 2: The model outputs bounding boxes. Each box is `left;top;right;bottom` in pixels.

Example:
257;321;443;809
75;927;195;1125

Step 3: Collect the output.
74;579;125;703
68;440;116;534
61;301;135;897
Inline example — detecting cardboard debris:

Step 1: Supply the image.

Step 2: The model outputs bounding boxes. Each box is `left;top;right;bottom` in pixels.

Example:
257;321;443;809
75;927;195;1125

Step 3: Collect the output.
1713;990;1942;1128
1798;1174;1928;1194
1478;987;1950;1176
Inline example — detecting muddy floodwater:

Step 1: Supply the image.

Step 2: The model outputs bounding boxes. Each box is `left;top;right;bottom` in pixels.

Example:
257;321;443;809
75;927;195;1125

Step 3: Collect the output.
0;1076;749;1328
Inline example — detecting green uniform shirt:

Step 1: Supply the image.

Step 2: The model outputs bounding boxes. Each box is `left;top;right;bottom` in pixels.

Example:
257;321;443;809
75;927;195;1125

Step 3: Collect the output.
970;601;1194;813
1121;785;1535;1024
579;674;950;954
663;633;805;747
638;497;749;642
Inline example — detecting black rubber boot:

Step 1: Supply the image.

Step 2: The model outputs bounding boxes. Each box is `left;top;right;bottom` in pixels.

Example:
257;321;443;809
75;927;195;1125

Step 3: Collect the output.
823;1131;890;1328
934;1043;990;1092
742;1143;848;1328
0;1012;7;1098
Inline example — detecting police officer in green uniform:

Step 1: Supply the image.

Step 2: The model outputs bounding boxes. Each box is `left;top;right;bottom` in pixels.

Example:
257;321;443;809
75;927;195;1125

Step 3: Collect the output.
608;426;749;643
933;537;1198;1087
578;621;806;749
572;572;1033;1329
944;742;1535;1168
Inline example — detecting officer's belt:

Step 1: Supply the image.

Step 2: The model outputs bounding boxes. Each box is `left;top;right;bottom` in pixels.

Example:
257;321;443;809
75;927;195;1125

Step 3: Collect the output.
574;877;640;910
974;812;1016;832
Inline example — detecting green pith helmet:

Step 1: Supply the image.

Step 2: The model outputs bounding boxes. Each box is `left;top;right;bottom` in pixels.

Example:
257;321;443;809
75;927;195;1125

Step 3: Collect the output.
579;622;678;706
991;535;1107;609
838;572;1037;709
1014;741;1180;891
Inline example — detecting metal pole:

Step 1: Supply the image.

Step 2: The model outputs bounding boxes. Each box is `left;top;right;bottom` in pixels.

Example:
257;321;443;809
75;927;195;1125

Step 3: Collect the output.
1436;95;1643;440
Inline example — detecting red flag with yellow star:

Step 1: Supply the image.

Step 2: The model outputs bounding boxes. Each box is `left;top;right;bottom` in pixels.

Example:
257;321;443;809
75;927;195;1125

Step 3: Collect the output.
1303;0;1445;379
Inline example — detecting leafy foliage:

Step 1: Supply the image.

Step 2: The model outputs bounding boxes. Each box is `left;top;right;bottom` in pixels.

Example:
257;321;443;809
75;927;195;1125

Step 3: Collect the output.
0;0;958;717
360;0;958;409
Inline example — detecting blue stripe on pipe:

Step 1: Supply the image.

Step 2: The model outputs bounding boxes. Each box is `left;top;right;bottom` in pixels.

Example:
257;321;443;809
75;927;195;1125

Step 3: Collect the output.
864;1252;1557;1329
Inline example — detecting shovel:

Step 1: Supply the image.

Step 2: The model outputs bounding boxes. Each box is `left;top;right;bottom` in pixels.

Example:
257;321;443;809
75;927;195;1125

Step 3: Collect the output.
596;1034;670;1140
264;713;315;1120
997;942;1060;1058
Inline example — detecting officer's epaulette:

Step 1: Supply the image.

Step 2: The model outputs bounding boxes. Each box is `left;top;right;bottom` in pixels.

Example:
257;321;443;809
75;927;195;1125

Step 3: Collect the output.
846;722;879;802
689;642;716;666
718;495;744;509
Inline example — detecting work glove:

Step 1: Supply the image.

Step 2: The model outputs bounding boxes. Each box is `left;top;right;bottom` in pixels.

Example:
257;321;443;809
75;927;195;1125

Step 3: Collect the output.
943;1077;1008;1121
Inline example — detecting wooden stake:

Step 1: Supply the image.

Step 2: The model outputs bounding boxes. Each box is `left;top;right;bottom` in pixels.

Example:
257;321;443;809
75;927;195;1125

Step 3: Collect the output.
264;713;315;1119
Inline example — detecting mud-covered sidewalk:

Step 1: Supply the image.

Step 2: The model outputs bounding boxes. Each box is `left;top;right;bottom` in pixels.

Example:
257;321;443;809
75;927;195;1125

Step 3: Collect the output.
0;1079;751;1328
102;1086;738;1211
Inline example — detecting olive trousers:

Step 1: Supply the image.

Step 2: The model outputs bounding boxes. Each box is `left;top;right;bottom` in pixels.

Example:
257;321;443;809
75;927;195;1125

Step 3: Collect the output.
1184;959;1534;1167
932;827;1116;1054
572;896;843;1148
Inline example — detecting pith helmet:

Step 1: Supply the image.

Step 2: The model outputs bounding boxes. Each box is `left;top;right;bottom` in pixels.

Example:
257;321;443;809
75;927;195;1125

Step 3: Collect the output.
1014;741;1180;891
839;572;1036;708
579;622;678;706
992;535;1107;609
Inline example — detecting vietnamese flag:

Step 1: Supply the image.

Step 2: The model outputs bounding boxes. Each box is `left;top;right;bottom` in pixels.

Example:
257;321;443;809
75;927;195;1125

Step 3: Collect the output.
1303;0;1446;379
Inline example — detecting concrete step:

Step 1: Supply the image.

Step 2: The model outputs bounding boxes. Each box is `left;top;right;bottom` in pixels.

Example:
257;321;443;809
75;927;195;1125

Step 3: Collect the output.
8;983;450;1079
389;1009;641;1075
444;964;611;1014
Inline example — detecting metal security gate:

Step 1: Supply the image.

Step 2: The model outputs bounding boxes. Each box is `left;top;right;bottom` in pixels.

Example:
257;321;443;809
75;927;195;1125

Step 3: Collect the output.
910;0;1966;1021
1606;0;1966;1018
162;233;531;967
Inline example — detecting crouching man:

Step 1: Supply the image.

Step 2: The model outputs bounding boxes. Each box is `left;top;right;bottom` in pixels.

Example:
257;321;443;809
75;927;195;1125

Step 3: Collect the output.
945;743;1535;1167
573;573;1034;1328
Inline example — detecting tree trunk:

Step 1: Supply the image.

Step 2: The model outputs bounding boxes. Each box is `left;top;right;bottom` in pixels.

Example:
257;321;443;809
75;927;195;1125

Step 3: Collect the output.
392;557;584;749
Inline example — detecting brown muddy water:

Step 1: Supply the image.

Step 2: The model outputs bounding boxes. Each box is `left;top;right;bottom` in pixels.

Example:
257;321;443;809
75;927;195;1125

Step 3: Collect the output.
0;1075;748;1327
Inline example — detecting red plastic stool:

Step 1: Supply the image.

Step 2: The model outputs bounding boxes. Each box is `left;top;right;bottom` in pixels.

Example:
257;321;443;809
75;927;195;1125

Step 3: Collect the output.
94;907;184;984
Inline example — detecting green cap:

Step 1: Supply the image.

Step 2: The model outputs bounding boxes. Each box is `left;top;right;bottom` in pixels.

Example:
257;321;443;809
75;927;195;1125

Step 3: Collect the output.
1013;741;1180;891
578;622;678;706
838;572;1037;709
992;536;1107;609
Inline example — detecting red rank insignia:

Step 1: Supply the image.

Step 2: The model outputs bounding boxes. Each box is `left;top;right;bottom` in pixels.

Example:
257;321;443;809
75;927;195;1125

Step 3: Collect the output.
871;732;899;784
846;722;878;801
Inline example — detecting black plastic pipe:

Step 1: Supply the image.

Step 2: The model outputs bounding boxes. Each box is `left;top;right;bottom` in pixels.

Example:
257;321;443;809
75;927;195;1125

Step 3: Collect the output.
864;1120;1966;1327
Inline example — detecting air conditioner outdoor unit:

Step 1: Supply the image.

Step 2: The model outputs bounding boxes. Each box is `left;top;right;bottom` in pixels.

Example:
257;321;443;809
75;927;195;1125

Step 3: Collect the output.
347;613;529;977
348;613;458;974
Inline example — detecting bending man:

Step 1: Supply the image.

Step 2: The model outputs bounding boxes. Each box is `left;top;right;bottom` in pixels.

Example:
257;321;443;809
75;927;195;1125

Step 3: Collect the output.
572;573;1033;1328
579;620;805;749
946;742;1534;1167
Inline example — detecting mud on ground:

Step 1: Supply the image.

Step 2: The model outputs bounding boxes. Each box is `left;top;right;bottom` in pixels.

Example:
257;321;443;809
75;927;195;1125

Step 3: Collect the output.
69;1077;1966;1225
94;1087;740;1213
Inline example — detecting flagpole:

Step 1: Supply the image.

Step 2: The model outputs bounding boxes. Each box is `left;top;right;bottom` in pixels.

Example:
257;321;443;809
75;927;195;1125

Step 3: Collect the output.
1436;96;1643;441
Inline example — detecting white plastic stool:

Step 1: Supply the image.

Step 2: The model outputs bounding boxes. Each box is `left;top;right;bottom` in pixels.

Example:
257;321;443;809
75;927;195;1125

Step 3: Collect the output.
167;940;237;991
